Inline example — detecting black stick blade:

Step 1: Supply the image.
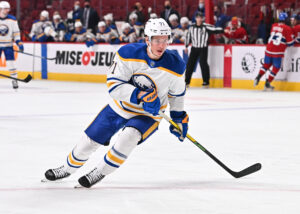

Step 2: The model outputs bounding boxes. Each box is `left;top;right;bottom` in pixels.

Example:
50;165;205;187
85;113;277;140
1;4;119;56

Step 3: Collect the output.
233;163;262;178
23;74;32;83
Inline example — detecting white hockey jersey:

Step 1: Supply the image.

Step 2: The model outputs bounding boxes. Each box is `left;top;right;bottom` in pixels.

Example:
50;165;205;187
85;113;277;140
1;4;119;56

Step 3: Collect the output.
0;15;21;47
107;43;186;121
29;20;53;39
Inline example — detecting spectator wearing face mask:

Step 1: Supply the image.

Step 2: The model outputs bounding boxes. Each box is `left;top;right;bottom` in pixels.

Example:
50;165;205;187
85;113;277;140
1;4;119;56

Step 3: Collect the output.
80;0;100;34
127;2;145;24
160;0;180;26
65;1;81;34
214;5;231;28
192;0;205;23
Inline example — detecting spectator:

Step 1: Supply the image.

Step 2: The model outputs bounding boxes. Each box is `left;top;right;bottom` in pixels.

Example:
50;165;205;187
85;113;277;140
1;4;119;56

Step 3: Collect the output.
86;21;119;47
180;17;190;43
224;17;248;44
214;5;231;28
52;14;66;42
127;2;145;24
80;0;100;34
119;23;137;43
129;13;144;38
291;14;300;43
29;10;57;42
65;21;88;42
169;14;183;44
104;13;119;35
160;0;180;26
192;0;205;23
66;0;81;33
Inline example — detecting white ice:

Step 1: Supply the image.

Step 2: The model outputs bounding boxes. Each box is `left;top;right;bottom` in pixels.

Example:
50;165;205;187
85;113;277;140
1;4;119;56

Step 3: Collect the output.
1;79;300;214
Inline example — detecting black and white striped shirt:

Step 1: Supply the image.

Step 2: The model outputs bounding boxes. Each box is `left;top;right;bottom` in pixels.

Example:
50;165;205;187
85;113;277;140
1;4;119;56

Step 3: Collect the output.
185;23;224;48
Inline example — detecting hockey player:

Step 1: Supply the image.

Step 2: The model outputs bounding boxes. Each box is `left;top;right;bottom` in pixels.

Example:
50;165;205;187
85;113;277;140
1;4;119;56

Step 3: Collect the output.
52;14;66;42
85;21;119;47
0;1;24;89
291;14;300;44
44;18;188;188
29;10;57;42
254;12;294;90
119;22;137;43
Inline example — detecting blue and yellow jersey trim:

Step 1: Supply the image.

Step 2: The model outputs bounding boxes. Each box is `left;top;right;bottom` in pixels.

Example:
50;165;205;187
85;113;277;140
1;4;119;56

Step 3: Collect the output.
116;43;186;77
113;99;166;120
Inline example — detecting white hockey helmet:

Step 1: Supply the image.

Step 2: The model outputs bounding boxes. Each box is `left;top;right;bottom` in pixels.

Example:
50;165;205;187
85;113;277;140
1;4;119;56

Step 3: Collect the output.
144;18;171;39
40;10;49;19
74;21;82;28
121;22;131;32
98;21;106;28
0;1;10;9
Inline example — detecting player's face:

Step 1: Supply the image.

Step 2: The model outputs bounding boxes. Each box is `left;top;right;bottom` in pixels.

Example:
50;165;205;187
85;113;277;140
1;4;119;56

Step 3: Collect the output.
0;8;9;18
149;35;169;58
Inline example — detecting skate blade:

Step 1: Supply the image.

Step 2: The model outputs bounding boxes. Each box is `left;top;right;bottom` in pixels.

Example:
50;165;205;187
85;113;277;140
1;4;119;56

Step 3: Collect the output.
74;184;85;189
41;178;50;182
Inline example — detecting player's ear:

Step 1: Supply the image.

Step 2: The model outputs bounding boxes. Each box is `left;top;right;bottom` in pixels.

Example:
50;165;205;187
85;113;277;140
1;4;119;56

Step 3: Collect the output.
145;36;150;46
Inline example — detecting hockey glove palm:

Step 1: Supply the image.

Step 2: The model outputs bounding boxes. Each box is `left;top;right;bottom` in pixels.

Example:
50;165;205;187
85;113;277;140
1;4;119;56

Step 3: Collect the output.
169;111;189;142
140;88;160;116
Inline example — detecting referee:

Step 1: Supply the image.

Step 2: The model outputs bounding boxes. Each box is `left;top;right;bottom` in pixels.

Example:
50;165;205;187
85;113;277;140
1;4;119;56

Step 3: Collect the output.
184;12;226;88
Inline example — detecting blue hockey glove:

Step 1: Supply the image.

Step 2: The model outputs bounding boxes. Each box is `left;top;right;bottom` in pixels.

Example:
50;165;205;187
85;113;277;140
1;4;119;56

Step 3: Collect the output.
85;40;95;47
16;40;24;52
169;111;189;142
140;88;160;116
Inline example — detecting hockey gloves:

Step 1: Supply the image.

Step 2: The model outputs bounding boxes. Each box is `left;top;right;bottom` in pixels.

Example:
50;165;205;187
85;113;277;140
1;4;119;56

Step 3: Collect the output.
169;111;189;142
16;40;24;52
86;40;95;47
140;88;161;116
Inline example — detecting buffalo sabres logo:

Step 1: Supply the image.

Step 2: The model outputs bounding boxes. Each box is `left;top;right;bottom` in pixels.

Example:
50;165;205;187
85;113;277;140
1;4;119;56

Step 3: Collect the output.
132;74;155;91
0;24;9;36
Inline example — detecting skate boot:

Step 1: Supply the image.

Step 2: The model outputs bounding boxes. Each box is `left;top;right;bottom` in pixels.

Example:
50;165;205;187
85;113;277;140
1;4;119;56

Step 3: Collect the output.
78;168;105;188
12;80;18;89
202;82;209;89
44;165;71;181
264;80;274;91
253;75;262;87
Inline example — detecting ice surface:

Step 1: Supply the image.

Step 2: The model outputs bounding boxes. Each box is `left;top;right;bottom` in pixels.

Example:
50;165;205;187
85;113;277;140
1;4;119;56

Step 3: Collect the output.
1;79;300;214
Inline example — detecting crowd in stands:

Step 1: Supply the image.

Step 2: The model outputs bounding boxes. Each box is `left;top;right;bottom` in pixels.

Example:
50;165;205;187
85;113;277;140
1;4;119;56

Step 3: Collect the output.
23;0;300;46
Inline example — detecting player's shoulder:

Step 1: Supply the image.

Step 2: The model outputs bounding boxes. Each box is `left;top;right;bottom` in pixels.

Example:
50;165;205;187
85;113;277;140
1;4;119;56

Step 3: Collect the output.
159;49;186;76
33;19;40;24
5;14;17;21
117;43;147;60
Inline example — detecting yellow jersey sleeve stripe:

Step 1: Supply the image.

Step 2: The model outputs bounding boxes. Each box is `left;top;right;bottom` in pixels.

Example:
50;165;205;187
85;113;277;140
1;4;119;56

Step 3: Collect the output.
107;150;125;164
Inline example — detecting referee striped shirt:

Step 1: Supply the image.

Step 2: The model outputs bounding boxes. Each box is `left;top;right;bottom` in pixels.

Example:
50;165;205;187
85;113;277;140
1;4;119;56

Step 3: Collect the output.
185;23;224;48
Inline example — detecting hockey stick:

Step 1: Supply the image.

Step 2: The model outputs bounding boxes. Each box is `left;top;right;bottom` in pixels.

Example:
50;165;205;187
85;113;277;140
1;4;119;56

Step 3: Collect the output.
14;50;57;60
0;73;32;83
159;111;262;178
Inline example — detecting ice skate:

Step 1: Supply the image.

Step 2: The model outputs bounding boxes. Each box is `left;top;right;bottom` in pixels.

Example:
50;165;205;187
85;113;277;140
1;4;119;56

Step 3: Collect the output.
264;80;274;91
202;82;209;89
253;75;262;87
12;80;18;89
76;168;105;188
42;165;71;182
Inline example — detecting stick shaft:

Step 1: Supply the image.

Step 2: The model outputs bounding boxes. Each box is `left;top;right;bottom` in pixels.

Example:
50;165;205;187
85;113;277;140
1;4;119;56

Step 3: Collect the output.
0;73;32;83
15;51;56;60
159;111;261;178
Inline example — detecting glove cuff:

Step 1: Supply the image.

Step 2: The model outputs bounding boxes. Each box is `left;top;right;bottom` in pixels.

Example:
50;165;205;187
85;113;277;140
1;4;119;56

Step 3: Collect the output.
170;111;186;119
130;87;141;105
